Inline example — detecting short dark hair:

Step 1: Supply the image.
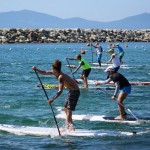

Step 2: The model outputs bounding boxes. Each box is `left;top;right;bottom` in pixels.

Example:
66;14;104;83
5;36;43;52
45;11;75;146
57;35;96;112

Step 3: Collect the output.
52;60;62;71
76;54;81;59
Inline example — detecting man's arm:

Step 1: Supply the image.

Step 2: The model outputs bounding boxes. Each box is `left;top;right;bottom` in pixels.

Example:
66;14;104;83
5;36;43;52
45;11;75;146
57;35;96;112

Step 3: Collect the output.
72;61;84;74
48;75;64;104
32;66;53;75
106;55;114;64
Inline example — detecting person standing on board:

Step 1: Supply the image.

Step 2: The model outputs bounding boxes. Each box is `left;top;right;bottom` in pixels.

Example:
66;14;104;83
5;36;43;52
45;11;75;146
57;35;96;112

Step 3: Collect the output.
106;49;121;73
32;60;80;131
95;66;131;120
112;43;124;64
91;42;104;67
67;54;91;89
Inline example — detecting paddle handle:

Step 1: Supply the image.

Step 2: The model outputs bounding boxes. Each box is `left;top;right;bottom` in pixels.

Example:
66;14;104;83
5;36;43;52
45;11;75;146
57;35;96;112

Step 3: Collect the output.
34;70;61;136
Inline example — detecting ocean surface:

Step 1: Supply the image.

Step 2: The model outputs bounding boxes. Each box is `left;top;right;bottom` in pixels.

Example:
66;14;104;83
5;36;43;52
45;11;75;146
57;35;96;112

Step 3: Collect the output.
0;42;150;150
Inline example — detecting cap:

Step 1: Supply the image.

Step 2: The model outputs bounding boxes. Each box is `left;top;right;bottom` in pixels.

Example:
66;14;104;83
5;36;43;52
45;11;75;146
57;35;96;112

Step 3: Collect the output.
104;66;115;72
107;49;114;53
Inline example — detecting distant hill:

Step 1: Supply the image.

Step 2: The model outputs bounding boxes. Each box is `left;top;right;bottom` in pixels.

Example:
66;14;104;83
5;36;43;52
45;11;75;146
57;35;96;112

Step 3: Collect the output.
0;10;150;29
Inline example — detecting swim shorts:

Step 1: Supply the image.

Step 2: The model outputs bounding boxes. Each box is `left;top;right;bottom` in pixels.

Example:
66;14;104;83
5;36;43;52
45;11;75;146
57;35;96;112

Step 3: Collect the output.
120;86;131;95
82;68;91;77
64;90;80;111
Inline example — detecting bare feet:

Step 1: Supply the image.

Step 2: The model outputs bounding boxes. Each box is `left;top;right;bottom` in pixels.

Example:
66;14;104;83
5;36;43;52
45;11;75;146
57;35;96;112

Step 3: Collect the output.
68;124;75;131
114;115;126;120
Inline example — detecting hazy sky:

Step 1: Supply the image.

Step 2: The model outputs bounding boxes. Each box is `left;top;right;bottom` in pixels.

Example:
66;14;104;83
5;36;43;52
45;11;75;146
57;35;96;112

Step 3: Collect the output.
0;0;150;22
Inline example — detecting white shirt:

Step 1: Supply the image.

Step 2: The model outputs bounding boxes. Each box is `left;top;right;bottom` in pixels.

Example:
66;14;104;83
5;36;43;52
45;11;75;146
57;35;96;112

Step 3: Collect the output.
112;53;120;68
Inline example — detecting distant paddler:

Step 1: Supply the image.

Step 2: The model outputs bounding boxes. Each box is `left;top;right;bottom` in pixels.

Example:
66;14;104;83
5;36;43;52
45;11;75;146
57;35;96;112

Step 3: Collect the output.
91;41;104;67
32;60;80;131
95;66;132;120
106;49;121;73
110;43;124;64
67;54;91;89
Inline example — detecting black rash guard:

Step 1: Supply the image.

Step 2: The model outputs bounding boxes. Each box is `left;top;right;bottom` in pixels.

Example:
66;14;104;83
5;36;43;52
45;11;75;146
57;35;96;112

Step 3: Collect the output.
110;73;131;89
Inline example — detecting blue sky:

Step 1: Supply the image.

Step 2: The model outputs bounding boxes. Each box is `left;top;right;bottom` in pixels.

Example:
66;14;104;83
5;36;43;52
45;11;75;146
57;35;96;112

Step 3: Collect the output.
1;0;150;22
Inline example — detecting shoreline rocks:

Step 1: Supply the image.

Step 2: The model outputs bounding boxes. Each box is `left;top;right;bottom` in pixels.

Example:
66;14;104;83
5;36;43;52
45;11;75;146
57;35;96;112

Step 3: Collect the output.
0;28;150;43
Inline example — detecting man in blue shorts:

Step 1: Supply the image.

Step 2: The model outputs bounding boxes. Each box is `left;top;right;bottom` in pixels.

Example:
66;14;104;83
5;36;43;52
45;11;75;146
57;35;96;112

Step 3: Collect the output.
91;42;104;67
114;43;124;64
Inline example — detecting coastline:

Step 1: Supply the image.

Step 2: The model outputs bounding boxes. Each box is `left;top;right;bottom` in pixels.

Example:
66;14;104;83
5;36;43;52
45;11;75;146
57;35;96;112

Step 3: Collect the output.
0;28;150;44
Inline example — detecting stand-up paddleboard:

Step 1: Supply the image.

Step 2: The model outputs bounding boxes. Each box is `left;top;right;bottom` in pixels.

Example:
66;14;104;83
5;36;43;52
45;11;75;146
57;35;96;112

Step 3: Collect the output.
0;124;136;137
66;65;104;69
92;63;127;67
76;79;150;86
56;113;150;124
36;84;115;90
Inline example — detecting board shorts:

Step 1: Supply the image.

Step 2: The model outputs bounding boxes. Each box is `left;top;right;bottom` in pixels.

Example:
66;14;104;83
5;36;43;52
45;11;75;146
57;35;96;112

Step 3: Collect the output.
64;90;80;111
82;68;91;78
120;86;131;95
97;53;102;62
119;51;124;59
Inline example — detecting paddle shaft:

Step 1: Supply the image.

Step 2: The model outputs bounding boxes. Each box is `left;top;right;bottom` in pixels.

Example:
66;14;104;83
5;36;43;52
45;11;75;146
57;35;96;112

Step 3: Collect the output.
66;58;76;80
98;88;139;121
34;70;61;136
90;41;93;63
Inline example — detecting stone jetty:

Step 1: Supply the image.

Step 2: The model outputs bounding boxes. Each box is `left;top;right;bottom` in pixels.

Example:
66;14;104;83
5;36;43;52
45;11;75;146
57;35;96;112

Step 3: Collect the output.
0;28;150;43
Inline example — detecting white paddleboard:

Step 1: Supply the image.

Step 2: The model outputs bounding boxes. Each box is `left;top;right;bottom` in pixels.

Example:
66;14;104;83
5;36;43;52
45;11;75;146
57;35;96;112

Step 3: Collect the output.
56;113;150;124
0;124;136;137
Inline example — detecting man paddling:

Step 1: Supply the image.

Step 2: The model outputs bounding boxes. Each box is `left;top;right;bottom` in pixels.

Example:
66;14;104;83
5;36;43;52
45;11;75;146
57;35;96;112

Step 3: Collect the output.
32;60;80;130
67;54;91;89
91;42;104;67
110;43;124;64
106;49;121;72
95;66;131;120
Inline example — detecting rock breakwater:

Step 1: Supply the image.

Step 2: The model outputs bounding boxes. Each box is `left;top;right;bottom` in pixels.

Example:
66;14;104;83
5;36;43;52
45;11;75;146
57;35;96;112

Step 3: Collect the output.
0;28;150;43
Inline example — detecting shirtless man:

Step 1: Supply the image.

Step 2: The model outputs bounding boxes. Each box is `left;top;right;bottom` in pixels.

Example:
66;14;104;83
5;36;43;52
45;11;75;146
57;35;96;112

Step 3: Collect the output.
32;60;80;130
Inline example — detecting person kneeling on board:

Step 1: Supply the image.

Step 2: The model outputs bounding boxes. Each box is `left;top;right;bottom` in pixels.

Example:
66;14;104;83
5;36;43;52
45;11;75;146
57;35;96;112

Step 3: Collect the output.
95;66;131;120
32;60;80;130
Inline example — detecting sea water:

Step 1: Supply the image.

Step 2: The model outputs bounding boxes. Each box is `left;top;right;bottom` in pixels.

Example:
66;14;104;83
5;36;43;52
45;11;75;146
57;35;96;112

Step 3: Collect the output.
0;42;150;150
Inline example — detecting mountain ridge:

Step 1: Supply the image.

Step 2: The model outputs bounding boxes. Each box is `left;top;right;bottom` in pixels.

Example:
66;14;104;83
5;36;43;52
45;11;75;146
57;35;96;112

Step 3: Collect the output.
0;10;150;29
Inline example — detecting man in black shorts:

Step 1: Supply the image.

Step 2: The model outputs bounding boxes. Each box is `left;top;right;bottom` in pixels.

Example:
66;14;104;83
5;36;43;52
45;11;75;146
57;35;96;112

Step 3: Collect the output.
32;60;80;130
68;54;91;88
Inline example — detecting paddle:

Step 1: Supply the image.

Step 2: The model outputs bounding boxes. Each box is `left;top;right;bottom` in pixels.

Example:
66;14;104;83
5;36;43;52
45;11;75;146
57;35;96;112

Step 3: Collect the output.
66;58;78;83
34;70;61;136
90;41;94;64
97;87;139;121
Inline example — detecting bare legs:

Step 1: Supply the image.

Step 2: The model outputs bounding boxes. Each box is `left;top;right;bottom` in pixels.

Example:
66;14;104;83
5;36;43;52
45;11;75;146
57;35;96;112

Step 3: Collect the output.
80;75;88;88
64;107;75;130
115;92;128;120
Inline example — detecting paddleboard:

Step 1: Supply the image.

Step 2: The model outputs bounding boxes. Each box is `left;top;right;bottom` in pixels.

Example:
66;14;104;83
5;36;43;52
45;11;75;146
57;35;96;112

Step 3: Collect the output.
0;124;136;137
92;63;127;67
76;79;150;86
56;113;150;124
36;84;115;90
66;65;104;69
